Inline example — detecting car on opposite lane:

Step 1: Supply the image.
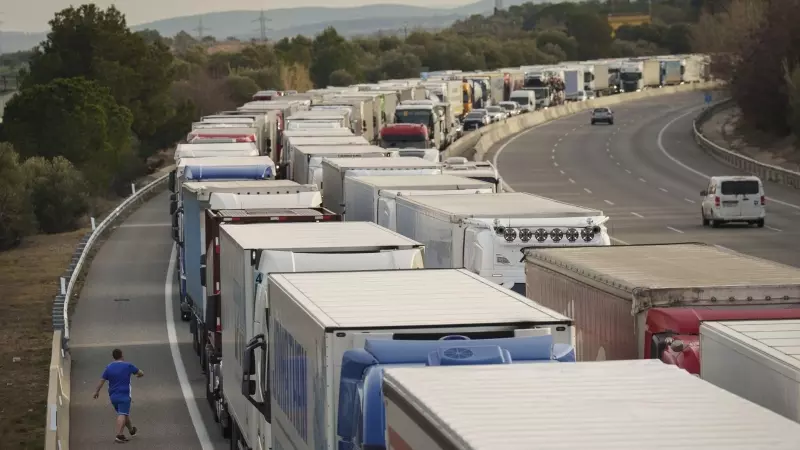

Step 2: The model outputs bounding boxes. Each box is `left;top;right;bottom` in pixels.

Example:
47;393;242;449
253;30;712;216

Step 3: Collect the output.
700;175;766;228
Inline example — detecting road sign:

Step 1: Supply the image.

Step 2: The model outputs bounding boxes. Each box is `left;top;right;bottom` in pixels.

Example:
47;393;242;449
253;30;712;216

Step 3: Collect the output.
704;92;712;104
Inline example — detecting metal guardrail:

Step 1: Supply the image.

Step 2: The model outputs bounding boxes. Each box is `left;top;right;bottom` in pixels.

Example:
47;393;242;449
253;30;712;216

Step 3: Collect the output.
693;98;800;189
46;170;171;450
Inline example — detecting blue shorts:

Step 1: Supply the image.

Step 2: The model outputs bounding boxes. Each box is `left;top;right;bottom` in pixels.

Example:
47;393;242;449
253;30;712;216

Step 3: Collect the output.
111;398;131;416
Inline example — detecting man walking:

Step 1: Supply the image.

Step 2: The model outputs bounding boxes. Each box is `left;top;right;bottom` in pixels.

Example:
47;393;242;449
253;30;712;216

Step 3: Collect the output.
93;348;144;443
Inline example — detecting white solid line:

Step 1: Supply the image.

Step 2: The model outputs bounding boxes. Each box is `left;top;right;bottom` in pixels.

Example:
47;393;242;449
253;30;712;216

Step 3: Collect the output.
684;198;696;204
659;187;668;192
569;178;576;184
639;178;647;183
584;188;593;194
610;236;630;245
604;199;615;205
625;169;632;174
559;170;565;175
766;226;783;232
656;107;800;211
631;212;644;218
165;245;214;450
667;226;684;234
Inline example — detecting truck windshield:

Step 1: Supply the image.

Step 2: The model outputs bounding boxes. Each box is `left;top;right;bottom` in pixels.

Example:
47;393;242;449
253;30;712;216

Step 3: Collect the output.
523;77;544;88
395;109;432;126
720;180;759;195
621;72;641;81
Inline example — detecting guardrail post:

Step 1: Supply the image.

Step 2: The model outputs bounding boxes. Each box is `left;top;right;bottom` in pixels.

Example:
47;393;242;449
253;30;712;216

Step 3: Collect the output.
90;217;96;231
60;277;66;295
131;183;136;196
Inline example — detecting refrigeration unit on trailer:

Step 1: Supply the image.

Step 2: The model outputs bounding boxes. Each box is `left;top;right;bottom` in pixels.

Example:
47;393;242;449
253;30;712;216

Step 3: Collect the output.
173;142;259;161
321;156;442;215
281;135;370;179
382;359;800;450
246;268;576;450
523;243;800;364
177;179;320;321
440;157;502;189
701;319;800;423
394;192;610;294
344;174;495;223
217;221;425;449
290;144;395;187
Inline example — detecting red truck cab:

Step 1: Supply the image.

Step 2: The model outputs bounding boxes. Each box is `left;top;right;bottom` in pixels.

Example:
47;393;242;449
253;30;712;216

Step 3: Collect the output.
380;123;430;149
645;307;800;374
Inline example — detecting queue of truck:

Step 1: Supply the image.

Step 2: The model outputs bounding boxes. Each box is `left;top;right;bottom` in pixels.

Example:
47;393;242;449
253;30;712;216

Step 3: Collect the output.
163;58;800;449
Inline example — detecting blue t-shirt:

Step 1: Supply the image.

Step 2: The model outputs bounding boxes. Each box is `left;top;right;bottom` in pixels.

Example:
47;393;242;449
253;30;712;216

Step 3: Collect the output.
102;361;139;401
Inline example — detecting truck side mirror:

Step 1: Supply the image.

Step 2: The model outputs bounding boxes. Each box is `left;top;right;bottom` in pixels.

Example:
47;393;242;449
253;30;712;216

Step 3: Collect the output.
241;334;265;396
169;193;177;203
168;170;176;192
200;254;207;287
700;190;708;196
170;201;177;216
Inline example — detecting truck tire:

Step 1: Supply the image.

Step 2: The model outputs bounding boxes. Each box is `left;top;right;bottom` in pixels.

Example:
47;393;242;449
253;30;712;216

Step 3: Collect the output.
205;352;219;422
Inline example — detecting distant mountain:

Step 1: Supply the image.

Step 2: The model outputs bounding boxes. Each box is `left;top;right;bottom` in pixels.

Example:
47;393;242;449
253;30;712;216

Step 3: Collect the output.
1;0;534;53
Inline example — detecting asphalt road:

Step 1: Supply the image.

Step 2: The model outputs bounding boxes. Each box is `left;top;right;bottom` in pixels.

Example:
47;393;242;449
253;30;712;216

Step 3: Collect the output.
69;191;226;449
492;91;800;268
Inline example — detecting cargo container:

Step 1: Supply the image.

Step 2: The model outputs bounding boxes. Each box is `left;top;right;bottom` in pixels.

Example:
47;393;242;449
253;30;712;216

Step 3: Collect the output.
321;156;442;215
383;360;800;450
218;222;425;449
344;174;495;223
394;192;610;293
701;319;800;423
281;135;370;180
251;269;576;450
440;157;502;189
290;144;394;187
173;142;259;161
524;243;800;362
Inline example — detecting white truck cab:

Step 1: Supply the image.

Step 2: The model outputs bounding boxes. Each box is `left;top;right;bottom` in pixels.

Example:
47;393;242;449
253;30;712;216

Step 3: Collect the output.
701;175;765;228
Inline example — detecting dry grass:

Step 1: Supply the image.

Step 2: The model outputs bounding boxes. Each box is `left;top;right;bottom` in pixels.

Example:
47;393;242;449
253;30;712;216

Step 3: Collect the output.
0;229;88;449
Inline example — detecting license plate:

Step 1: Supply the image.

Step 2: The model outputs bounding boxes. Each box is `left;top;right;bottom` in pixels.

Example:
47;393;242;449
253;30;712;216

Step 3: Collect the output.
723;201;738;207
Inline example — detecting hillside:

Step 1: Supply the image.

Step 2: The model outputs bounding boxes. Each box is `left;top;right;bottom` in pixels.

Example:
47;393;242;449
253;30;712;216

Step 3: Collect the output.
0;0;528;53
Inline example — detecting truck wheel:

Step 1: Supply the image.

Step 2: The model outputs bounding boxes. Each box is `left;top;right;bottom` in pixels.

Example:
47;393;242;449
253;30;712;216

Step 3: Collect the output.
701;211;709;227
219;401;231;439
180;311;191;322
757;218;765;228
711;219;721;228
205;356;219;422
192;326;200;356
230;421;240;450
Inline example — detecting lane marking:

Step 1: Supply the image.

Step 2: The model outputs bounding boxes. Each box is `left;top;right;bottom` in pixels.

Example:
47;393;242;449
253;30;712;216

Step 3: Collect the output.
118;223;171;228
625;169;632;174
584;188;593;194
553;162;559;167
604;199;615;205
558;137;563;142
165;245;214;450
656;108;800;211
684;198;696;204
638;178;647;183
552;148;556;153
631;212;644;218
569;178;576;184
766;226;783;232
551;155;555;160
610;237;630;245
610;155;614;159
616;162;621;166
667;226;684;234
659;187;668;193
559;170;565;175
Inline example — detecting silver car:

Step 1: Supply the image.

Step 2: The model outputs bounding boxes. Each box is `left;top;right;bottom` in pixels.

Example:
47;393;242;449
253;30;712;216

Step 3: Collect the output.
590;107;614;125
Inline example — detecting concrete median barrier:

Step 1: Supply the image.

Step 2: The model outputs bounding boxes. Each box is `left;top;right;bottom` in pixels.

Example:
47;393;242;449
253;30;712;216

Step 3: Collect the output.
444;81;722;162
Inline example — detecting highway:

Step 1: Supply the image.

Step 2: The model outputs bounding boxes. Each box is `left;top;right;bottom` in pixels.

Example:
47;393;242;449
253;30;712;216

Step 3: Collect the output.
492;91;800;268
69;191;226;449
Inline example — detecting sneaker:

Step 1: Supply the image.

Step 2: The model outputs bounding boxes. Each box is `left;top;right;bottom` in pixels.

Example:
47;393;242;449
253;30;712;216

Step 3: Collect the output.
129;427;138;437
115;435;129;443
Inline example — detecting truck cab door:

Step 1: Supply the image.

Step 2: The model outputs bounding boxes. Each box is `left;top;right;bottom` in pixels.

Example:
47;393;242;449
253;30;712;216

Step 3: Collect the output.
462;228;483;275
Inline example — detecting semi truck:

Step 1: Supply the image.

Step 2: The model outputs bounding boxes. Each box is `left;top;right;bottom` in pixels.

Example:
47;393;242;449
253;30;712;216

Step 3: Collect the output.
382;359;800;450
217;222;426;449
393;100;458;151
344;174;495;223
177;180;321;323
244;268;576;450
392;192;610;294
173;142;259;162
320;156;442;215
523;243;800;363
660;59;683;86
280;135;370;180
379;123;430;150
563;69;581;100
313;98;374;140
290;145;395;187
700;319;800;423
642;58;661;88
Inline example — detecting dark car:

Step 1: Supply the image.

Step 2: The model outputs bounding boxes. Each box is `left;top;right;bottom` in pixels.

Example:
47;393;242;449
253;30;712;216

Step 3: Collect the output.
462;112;487;131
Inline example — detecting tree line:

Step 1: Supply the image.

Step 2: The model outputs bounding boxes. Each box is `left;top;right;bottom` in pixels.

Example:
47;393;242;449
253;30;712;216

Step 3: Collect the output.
0;1;705;250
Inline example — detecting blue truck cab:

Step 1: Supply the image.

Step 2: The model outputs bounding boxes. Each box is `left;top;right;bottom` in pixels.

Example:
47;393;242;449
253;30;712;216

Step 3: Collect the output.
336;334;575;450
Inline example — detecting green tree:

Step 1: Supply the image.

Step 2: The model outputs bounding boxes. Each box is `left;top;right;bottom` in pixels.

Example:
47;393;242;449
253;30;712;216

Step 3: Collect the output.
566;12;613;59
224;75;260;105
0;144;35;250
3;77;134;191
22;156;90;234
329;69;356;87
310;28;361;87
23;5;174;147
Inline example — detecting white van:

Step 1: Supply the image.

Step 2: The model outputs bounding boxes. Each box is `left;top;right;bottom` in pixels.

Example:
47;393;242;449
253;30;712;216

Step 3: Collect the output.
508;90;536;113
700;175;765;227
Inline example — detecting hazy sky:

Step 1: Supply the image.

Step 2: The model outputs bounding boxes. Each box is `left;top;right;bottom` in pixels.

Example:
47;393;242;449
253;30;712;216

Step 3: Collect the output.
5;0;477;32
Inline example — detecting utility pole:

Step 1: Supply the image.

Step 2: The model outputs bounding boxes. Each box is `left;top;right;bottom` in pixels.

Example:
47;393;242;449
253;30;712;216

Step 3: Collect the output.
193;16;209;41
402;22;408;40
494;0;502;15
252;10;271;42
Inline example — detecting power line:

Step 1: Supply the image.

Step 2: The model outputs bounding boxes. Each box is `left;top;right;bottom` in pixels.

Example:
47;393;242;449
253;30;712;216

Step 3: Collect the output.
193;16;210;40
252;10;271;42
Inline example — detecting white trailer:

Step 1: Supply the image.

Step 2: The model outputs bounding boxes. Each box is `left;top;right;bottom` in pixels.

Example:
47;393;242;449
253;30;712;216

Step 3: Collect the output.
524;243;800;362
174;142;259;161
383;359;800;450
701;319;800;423
260;269;575;450
218;221;425;450
321;157;442;215
282;135;370;177
394;192;610;294
291;145;395;186
344;174;494;223
440;157;502;189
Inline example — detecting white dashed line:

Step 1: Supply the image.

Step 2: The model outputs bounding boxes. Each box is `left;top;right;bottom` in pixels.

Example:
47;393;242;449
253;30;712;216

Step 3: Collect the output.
604;200;615;205
631;212;644;218
551;155;555;160
625;169;632;174
684;198;696;204
559;170;565;175
667;226;684;234
766;226;783;232
552;148;556;153
553;162;559;167
616;162;621;166
569;178;576;184
558;137;563;142
584;188;593;194
553;142;558;148
659;187;668;193
610;155;614;159
638;178;647;183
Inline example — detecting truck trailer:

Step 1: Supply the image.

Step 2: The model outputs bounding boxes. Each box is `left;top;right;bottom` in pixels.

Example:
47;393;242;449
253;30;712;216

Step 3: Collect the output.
174;142;259;162
218;221;425;449
382;359;800;450
248;268;576;450
344;174;495;223
524;243;800;362
393;192;610;294
321;156;442;215
281;135;370;180
701;319;800;423
290;144;395;187
440;157;502;189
